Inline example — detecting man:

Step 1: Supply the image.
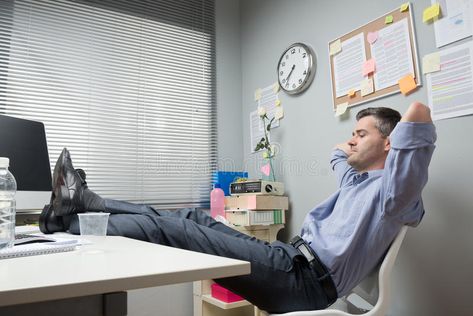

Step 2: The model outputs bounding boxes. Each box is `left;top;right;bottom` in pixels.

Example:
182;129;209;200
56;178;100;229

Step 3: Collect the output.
39;101;436;314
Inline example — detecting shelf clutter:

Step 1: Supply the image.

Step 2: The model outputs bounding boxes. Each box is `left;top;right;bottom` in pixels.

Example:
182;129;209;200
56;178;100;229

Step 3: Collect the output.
193;194;288;316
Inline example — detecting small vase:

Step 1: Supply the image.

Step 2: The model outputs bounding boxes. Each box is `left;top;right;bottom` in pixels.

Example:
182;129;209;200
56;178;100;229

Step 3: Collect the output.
262;158;276;182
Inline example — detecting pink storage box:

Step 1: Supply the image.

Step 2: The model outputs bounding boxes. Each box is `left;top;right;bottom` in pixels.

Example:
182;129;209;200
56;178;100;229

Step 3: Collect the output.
211;283;244;303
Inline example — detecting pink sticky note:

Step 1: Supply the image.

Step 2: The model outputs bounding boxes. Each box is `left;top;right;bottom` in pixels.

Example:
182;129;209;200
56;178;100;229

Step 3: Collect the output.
362;59;376;76
367;31;378;44
261;163;271;176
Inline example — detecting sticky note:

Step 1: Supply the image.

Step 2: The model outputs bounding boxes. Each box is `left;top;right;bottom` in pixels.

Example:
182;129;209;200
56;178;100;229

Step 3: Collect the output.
335;102;348;117
348;89;356;98
273;83;280;93
275;107;284;120
261;163;271;176
367;31;378;44
400;3;409;12
361;78;374;96
423;3;441;23
385;15;393;24
422;52;441;74
398;74;417;95
254;88;262;101
330;39;342;56
275;99;281;106
362;59;376;76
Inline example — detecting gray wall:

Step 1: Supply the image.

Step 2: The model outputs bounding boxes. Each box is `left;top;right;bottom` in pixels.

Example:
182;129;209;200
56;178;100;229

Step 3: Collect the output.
239;0;473;315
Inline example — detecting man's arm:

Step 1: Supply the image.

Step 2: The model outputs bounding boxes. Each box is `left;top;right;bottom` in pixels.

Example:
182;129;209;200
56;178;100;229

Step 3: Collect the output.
331;141;357;188
381;101;436;224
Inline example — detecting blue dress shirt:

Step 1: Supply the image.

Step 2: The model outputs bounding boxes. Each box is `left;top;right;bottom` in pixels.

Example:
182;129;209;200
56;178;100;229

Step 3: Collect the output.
300;122;437;297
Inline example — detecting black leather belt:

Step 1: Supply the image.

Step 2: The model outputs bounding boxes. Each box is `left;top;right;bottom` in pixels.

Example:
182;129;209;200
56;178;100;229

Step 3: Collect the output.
290;235;338;306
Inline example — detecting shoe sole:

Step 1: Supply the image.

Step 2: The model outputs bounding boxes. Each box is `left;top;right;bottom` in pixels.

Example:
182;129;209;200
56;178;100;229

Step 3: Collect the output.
52;150;74;216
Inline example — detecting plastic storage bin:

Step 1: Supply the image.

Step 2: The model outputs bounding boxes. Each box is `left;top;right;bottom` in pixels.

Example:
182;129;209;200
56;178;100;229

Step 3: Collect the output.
210;283;244;303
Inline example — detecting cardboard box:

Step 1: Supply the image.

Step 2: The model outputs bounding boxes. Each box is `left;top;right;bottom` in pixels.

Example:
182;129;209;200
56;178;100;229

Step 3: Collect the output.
224;195;288;210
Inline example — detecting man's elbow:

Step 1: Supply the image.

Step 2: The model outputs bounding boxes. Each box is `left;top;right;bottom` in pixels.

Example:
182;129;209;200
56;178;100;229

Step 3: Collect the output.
400;101;433;123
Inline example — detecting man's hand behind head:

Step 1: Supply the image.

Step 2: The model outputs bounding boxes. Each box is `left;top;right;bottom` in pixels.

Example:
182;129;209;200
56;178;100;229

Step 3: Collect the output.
334;142;354;157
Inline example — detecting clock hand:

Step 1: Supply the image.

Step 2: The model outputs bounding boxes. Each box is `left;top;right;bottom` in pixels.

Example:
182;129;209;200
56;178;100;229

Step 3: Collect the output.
285;64;296;82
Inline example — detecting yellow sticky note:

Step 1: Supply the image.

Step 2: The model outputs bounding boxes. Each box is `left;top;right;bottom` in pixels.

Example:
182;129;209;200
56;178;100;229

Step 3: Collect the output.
273;82;280;93
275;99;281;106
398;74;417;95
400;3;409;12
362;58;376;76
422;52;441;74
275;107;284;120
254;88;262;101
348;89;356;98
385;15;393;24
361;78;374;96
335;102;348;117
330;39;342;56
423;3;441;23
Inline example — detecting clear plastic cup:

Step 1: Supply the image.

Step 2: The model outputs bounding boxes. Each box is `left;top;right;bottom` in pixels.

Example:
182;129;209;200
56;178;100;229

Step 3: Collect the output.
78;213;110;236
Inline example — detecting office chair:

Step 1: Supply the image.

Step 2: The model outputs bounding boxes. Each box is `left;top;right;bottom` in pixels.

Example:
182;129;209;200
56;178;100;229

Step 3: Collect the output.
257;226;408;316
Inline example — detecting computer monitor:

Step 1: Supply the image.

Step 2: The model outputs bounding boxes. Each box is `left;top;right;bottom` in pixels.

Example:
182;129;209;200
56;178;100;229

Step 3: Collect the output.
0;115;52;212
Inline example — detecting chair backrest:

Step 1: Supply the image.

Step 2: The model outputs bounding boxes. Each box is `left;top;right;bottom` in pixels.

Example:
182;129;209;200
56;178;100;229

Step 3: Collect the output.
351;226;408;316
264;226;409;316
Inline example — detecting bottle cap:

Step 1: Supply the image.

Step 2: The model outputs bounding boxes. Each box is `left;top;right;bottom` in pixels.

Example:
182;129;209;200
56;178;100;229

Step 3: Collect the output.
214;183;221;189
0;157;9;168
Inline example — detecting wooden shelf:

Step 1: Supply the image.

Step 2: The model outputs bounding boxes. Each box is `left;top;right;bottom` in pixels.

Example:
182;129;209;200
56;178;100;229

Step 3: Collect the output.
201;294;251;309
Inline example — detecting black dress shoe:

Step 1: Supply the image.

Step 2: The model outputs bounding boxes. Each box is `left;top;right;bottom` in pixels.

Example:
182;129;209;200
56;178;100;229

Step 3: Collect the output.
39;204;66;234
52;148;87;216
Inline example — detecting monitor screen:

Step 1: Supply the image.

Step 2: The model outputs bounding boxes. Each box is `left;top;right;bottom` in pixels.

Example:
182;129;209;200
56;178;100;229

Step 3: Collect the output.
0;115;52;211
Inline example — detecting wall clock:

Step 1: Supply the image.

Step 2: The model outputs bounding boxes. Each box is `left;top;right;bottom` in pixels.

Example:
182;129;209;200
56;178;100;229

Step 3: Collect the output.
277;43;316;95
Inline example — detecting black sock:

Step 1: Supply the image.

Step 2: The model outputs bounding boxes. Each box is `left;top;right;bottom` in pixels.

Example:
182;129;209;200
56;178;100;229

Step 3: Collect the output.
83;188;106;212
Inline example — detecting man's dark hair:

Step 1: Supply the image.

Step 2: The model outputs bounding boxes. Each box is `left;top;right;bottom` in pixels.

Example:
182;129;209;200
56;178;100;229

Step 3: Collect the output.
356;107;401;137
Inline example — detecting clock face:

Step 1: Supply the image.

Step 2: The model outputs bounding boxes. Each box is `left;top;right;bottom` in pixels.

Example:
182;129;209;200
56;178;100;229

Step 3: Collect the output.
277;43;316;94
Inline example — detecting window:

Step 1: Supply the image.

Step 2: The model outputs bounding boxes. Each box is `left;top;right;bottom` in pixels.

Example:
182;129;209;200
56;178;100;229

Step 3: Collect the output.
0;0;217;208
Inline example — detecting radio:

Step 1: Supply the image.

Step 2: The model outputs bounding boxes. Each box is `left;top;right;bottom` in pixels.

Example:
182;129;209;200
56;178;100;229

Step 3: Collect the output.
229;180;284;196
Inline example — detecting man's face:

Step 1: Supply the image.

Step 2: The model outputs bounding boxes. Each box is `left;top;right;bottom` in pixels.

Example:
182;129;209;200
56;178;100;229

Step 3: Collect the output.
347;116;390;172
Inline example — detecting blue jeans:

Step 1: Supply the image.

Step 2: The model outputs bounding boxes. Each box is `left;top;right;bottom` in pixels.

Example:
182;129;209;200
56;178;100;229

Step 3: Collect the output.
69;199;328;313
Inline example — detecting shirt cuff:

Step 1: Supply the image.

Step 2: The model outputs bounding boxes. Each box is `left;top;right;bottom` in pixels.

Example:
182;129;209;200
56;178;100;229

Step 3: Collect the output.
390;122;437;149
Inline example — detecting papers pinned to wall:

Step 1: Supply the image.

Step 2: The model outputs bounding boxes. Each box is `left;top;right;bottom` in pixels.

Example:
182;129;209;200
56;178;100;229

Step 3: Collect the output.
431;0;473;48
329;5;420;111
251;82;283;153
426;41;473;120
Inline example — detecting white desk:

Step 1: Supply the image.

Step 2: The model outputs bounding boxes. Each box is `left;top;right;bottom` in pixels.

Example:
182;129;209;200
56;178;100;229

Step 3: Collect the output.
0;235;250;314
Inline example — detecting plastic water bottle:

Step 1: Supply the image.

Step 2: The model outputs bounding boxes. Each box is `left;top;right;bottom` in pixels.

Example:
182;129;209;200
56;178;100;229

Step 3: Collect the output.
0;157;17;250
210;183;225;219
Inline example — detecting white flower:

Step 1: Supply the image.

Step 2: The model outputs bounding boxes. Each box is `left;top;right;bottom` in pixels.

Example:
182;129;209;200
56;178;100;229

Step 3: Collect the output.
257;106;266;117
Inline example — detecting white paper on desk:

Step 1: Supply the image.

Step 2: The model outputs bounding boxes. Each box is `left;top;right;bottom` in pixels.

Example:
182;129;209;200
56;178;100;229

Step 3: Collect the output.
0;239;78;259
434;0;473;48
371;18;414;90
257;83;280;128
333;33;366;97
250;110;268;153
427;41;473;120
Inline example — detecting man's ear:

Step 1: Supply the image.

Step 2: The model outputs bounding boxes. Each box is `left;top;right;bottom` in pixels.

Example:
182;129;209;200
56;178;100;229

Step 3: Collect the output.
384;137;391;152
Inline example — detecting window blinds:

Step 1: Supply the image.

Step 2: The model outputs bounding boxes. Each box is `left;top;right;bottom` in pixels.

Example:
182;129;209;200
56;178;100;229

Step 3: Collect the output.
0;0;217;208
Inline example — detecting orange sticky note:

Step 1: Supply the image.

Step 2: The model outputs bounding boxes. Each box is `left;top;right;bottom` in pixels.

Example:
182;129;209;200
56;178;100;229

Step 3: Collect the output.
362;59;376;76
348;89;356;97
398;74;417;95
